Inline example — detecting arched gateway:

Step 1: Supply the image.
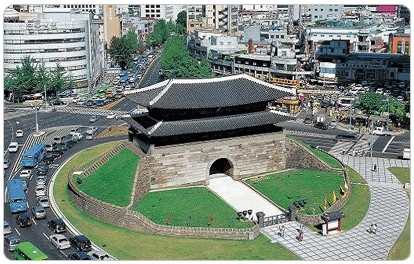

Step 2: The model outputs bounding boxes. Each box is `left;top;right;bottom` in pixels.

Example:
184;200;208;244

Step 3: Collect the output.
209;158;234;176
123;74;295;189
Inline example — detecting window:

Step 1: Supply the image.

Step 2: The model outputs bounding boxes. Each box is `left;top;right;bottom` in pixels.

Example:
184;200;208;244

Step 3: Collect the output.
314;9;318;11
329;9;332;11
314;15;318;18
281;35;284;39
335;9;338;11
329;35;333;37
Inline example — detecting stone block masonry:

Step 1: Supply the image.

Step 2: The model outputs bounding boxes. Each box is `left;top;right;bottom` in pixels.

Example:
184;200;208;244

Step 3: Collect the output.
143;132;287;189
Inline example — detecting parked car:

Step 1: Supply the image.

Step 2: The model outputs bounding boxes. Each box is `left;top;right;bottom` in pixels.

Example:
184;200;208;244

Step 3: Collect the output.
37;196;50;208
4;158;11;169
36;162;49;175
35;175;47;186
303;116;312;124
16;212;31;227
5;234;21;251
48;218;67;233
50;234;71;250
4;221;12;235
16;130;24;138
70;235;92;252
35;185;46;196
31;205;47;219
89;116;98;123
87;250;114;260
8;142;19;153
20;169;32;178
68;252;91;260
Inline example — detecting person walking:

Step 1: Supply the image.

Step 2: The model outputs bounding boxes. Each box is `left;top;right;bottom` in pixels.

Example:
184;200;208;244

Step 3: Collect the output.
373;164;377;172
281;225;285;237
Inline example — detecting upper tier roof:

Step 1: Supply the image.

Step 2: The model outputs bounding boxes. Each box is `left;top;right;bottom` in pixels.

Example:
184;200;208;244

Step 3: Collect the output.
125;74;295;110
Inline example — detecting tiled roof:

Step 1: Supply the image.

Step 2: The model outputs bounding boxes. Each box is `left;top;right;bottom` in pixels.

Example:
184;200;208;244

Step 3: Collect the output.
124;110;292;137
125;74;295;109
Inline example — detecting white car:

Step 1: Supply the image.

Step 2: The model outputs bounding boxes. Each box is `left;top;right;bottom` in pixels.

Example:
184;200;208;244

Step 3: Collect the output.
86;126;98;134
106;112;116;119
35;185;46;197
16;130;24;138
20;169;32;178
49;234;71;250
8;142;19;153
87;250;114;260
37;196;50;208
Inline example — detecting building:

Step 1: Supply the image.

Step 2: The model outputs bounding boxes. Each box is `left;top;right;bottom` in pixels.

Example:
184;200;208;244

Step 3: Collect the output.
205;5;239;34
187;5;204;32
103;5;121;46
3;9;104;90
165;5;186;22
18;4;102;15
310;5;344;22
188;29;239;59
139;4;165;19
123;74;295;189
389;33;410;55
336;53;410;82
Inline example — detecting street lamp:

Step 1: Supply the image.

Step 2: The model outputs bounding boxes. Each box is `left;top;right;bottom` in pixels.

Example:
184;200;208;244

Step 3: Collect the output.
31;104;40;133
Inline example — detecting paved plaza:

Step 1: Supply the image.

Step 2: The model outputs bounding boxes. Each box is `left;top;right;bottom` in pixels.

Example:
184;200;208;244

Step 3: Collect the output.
207;175;284;218
261;152;410;260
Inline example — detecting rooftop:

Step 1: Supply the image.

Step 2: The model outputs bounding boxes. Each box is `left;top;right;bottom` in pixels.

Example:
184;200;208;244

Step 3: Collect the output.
125;74;295;110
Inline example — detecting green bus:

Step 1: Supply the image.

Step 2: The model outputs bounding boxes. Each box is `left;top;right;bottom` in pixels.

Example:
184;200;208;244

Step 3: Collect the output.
14;242;48;260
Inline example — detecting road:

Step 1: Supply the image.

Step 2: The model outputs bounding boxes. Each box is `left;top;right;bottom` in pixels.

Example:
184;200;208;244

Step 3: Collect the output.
137;57;161;88
3;104;127;260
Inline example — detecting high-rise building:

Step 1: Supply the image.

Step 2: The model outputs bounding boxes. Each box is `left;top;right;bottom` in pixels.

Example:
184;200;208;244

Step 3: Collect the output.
187;5;204;32
165;5;186;22
139;4;165;19
4;9;104;90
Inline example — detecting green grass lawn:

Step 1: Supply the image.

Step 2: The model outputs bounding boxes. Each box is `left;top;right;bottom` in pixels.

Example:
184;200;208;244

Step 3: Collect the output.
54;142;299;260
245;169;344;215
291;138;342;169
387;167;410;260
340;167;370;231
133;187;251;228
77;148;140;207
388;167;410;184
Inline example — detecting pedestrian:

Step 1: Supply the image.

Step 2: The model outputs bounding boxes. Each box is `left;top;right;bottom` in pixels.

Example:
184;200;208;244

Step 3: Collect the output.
373;164;377;172
281;225;285;237
372;224;378;234
16;121;20;128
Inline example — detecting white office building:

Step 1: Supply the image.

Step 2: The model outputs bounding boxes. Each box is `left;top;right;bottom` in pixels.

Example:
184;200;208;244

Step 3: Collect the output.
4;10;104;90
310;5;344;21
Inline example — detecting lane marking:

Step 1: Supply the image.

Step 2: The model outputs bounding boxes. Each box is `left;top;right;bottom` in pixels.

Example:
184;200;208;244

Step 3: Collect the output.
43;233;49;240
32;219;38;226
15;228;21;236
60;250;68;257
382;136;395;153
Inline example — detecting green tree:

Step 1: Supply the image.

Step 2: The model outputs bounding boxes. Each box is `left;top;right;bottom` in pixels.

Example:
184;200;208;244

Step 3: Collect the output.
160;36;212;79
147;19;168;47
357;92;382;116
108;30;139;69
380;97;406;120
176;10;187;31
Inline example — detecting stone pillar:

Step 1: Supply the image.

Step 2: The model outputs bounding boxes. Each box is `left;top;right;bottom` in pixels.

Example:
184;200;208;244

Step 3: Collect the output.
256;212;265;228
288;206;298;221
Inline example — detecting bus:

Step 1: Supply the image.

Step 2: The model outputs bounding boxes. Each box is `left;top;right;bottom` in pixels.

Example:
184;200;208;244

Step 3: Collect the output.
7;180;27;213
20;143;47;168
14;242;48;260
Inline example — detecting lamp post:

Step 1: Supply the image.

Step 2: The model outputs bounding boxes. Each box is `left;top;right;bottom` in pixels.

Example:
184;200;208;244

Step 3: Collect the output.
32;104;40;133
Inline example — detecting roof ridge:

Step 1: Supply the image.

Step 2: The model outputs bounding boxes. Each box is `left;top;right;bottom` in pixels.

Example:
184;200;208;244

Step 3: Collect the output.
148;120;163;135
149;79;174;106
124;79;169;96
172;73;246;84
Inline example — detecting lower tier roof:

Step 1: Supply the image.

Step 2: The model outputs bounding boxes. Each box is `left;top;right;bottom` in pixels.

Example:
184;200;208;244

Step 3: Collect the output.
123;110;292;138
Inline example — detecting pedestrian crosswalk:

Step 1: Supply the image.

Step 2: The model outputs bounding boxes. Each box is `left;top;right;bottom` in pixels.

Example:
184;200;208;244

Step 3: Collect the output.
328;135;379;157
11;125;83;177
55;106;128;117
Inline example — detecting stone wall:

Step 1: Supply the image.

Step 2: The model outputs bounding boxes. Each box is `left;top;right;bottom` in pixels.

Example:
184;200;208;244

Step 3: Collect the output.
285;140;332;171
68;171;260;240
143;132;287;189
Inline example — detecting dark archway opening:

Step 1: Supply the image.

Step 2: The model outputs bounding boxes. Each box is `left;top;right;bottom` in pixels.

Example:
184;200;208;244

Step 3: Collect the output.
209;158;233;176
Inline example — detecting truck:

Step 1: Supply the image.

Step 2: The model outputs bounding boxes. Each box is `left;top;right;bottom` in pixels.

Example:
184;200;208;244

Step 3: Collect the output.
7;180;27;213
403;148;410;160
20;143;47;168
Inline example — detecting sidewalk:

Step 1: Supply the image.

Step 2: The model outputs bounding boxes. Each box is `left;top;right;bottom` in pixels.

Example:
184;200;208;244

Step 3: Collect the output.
261;156;410;260
207;176;283;218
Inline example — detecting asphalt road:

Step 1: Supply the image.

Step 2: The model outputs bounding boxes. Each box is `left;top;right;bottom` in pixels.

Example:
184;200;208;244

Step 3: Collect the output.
138;57;161;88
3;105;127;260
